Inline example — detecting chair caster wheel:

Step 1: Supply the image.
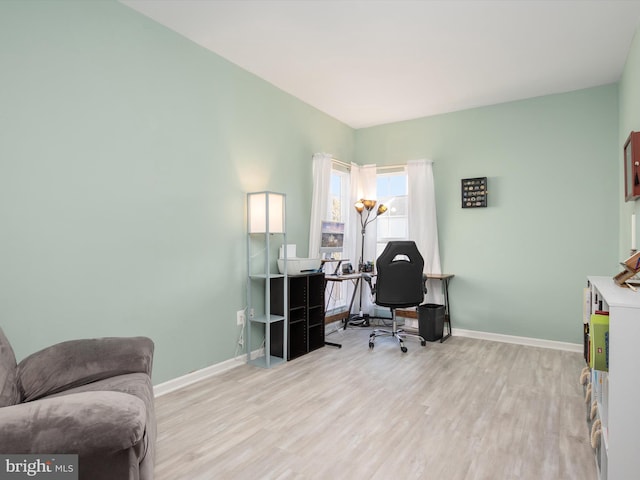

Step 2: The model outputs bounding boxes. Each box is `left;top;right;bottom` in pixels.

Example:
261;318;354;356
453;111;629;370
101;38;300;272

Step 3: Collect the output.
401;346;408;353
369;342;374;349
421;341;426;346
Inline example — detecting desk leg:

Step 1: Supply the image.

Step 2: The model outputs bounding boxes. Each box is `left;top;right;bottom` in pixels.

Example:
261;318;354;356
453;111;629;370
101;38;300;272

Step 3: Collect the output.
345;277;362;328
323;279;342;348
441;278;452;342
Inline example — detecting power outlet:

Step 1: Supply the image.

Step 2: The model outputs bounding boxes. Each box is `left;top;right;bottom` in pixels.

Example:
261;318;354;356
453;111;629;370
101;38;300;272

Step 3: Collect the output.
236;310;246;326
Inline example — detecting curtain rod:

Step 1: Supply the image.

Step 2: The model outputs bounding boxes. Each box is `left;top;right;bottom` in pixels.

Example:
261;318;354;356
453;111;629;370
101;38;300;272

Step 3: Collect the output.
331;158;351;169
376;164;406;172
331;159;406;171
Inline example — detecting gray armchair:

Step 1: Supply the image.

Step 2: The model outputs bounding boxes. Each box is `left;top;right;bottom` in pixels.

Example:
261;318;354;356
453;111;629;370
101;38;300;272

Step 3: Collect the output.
0;327;156;480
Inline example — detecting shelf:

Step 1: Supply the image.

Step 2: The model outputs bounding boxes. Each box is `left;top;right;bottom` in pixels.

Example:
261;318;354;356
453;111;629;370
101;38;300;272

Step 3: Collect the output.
308;323;324;352
289;322;307;359
248;355;286;369
249;314;285;324
249;273;285;280
246;191;287;369
270;272;324;361
592;369;609;456
289;306;306;318
587;276;638;308
308;306;324;327
585;276;640;479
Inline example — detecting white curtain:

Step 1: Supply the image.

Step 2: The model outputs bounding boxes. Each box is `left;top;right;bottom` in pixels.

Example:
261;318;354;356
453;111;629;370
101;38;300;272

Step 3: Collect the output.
407;159;443;304
308;153;333;258
347;163;360;265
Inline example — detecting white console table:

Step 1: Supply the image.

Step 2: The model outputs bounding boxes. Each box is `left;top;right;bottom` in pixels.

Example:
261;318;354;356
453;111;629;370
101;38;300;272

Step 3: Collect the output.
586;276;640;479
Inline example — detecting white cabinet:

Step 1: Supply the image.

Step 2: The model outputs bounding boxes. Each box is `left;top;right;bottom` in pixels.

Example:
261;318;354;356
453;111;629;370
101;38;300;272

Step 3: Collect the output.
586;276;640;479
246;192;287;368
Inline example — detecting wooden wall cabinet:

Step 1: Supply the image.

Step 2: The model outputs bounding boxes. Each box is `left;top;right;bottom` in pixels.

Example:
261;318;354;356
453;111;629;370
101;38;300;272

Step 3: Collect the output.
624;131;640;201
270;272;325;360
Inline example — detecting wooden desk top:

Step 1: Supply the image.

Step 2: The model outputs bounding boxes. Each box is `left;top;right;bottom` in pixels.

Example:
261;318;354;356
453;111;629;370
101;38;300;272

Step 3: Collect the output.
426;273;454;280
325;272;371;281
326;273;452;281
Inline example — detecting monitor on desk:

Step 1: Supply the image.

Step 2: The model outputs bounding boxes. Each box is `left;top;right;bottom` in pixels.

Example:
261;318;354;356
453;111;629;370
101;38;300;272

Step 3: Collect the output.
320;221;344;258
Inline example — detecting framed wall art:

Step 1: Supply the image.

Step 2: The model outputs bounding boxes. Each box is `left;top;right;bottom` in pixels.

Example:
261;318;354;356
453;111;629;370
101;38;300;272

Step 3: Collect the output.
461;177;487;208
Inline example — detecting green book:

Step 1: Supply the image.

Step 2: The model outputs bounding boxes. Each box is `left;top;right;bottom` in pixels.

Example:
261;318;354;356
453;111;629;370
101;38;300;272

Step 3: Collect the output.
590;313;609;372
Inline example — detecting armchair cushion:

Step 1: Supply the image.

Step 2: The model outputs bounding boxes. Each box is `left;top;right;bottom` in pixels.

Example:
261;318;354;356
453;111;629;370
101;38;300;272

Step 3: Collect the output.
0;391;146;455
0;328;20;407
18;336;154;402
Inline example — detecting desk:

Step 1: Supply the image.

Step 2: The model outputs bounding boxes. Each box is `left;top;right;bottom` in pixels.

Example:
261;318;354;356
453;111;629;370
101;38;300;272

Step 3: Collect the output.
323;272;367;348
321;258;348;276
324;273;368;328
397;273;454;342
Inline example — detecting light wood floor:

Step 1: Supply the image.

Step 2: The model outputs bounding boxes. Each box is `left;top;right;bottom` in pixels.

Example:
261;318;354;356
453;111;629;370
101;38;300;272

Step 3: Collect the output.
154;326;597;480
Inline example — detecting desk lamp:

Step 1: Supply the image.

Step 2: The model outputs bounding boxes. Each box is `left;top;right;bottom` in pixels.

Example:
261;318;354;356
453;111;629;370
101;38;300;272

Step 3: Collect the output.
354;199;387;272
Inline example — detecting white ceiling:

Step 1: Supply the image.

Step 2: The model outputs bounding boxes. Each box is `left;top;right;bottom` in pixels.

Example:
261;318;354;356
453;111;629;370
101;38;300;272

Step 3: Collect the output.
120;0;640;129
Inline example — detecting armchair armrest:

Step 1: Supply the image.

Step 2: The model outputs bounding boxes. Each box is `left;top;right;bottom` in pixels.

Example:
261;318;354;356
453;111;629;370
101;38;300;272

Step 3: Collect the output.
18;337;154;402
0;391;146;455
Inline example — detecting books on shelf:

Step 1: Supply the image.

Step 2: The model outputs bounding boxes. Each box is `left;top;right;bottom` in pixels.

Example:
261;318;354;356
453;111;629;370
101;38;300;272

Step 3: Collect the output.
590;312;610;372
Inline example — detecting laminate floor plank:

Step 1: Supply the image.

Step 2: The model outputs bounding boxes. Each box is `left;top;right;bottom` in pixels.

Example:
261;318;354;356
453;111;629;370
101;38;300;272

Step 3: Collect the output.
154;328;597;480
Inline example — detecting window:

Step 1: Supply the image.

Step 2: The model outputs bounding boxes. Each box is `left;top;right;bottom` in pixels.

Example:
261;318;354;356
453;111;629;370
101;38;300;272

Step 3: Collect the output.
376;169;408;257
329;167;348;228
325;163;350;313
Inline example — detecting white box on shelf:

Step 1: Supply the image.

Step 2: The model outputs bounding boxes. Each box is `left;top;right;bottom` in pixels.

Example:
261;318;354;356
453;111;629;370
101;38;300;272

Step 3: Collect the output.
279;244;297;259
277;258;321;275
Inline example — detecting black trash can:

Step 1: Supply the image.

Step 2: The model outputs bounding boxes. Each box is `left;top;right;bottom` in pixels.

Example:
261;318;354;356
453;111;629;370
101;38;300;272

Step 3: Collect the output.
418;303;445;341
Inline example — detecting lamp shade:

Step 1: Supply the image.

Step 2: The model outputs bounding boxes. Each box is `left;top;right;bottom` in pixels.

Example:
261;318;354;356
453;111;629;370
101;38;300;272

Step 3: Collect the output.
248;191;285;233
362;199;376;210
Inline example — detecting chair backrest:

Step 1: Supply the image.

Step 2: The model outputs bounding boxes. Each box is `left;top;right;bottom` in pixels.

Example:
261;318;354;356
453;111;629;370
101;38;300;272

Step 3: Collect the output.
374;241;425;308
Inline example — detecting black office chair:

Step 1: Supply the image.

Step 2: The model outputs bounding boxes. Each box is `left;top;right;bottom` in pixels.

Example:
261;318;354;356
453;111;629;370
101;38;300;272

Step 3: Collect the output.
366;241;427;352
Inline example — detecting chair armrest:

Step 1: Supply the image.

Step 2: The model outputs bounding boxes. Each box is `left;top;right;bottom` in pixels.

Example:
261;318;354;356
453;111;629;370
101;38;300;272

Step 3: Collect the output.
0;391;146;455
422;273;428;294
18;337;154;402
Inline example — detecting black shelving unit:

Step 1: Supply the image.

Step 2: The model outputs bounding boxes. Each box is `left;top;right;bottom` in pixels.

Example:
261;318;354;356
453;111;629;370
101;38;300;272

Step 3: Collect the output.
270;272;325;360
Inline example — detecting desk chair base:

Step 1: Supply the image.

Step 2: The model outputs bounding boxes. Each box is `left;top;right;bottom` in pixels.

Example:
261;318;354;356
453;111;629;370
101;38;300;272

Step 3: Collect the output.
368;318;426;353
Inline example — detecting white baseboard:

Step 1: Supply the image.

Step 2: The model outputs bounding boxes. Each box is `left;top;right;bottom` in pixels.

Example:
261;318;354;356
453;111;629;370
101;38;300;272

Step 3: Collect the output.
376;317;581;352
452;328;582;352
153;354;247;397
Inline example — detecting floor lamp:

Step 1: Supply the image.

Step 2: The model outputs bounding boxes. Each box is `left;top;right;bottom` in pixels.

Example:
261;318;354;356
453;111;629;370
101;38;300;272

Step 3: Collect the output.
352;199;387;325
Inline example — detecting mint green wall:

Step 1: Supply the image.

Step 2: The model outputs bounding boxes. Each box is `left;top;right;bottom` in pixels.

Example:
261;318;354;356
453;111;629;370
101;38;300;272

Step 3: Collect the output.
619;26;640;258
0;1;354;383
0;0;627;386
356;86;618;343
